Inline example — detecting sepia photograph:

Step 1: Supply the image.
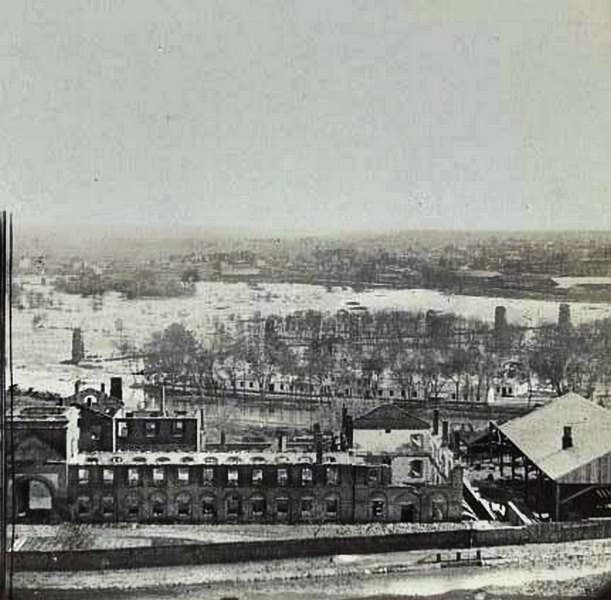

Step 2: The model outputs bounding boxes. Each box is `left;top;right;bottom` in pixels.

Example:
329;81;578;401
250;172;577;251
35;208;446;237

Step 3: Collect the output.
1;1;611;598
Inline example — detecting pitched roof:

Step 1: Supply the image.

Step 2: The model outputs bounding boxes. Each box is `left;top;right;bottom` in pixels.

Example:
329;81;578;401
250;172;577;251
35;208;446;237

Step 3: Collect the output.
499;392;611;483
353;403;430;430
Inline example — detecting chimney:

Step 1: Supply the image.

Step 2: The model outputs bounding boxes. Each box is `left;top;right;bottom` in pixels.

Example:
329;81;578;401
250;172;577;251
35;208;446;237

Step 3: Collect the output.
110;377;123;401
315;434;323;464
74;380;80;396
562;426;573;450
199;408;206;451
432;409;440;436
313;422;323;462
442;420;449;444
341;405;348;432
100;382;105;394
345;415;354;449
277;433;288;452
71;328;85;364
160;384;166;416
220;430;226;448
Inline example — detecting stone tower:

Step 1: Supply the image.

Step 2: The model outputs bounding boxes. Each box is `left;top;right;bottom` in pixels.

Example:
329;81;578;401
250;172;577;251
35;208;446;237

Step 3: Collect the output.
71;328;85;364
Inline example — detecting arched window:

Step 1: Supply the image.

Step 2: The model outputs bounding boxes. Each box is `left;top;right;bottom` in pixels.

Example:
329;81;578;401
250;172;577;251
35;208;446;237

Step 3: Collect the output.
175;492;192;518
300;496;315;520
323;494;339;519
124;492;140;518
250;494;266;518
150;492;166;518
275;496;289;518
369;493;387;520
431;493;448;522
225;493;241;518
76;495;91;517
201;495;216;520
101;496;114;517
301;467;313;486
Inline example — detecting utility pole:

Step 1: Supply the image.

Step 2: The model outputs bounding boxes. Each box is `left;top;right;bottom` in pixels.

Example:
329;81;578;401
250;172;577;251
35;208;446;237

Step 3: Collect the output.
1;211;14;599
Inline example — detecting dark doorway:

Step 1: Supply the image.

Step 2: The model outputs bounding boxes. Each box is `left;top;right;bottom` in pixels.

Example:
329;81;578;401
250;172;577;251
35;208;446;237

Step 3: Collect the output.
16;478;53;522
400;503;415;523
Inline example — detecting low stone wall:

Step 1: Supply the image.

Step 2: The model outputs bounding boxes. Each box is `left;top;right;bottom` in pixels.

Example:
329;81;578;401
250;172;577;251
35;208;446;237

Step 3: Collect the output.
14;529;470;571
13;518;611;572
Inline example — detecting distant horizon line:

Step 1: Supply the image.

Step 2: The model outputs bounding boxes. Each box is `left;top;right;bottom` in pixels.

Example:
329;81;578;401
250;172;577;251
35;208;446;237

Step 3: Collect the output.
13;222;611;240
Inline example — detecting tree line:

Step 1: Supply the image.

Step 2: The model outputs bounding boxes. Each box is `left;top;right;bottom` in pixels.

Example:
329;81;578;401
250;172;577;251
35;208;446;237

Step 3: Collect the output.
139;308;611;404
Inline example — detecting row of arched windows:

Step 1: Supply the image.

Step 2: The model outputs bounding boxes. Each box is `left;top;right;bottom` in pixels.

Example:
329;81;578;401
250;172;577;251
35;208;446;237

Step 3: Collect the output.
76;492;343;521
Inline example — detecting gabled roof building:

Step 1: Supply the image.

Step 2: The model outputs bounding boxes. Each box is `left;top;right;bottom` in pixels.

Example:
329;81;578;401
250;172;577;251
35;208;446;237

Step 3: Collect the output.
493;392;611;520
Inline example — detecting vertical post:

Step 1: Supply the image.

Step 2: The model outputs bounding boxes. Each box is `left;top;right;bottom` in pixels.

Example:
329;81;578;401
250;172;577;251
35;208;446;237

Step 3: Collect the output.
523;458;529;504
160;383;166;415
554;483;561;521
536;469;543;514
0;211;11;598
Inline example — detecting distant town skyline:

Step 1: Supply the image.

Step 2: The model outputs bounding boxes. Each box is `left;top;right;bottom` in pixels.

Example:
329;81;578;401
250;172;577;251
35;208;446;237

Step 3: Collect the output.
2;1;611;233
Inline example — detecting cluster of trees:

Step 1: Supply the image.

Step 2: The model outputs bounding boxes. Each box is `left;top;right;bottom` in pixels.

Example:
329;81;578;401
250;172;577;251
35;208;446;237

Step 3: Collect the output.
140;307;611;405
54;266;195;299
524;318;611;398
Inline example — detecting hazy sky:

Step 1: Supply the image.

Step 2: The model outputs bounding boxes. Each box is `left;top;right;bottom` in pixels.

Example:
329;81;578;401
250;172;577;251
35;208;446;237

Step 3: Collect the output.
1;0;610;234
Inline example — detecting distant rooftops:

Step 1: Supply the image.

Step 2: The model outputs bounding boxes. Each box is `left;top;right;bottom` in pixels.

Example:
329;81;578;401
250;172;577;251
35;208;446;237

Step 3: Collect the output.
353;404;430;431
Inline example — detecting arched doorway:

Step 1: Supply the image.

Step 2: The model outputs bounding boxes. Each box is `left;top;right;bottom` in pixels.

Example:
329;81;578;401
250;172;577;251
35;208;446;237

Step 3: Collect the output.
431;492;448;522
15;477;54;523
395;492;420;523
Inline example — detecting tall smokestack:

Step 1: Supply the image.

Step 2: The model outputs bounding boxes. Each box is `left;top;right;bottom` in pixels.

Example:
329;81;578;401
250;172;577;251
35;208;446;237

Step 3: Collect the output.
199;408;205;451
442;420;449;444
494;306;508;353
558;304;571;333
110;377;123;401
345;415;354;448
433;409;440;436
100;382;105;394
160;384;166;415
71;328;85;364
315;435;323;464
74;380;80;396
562;426;573;450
